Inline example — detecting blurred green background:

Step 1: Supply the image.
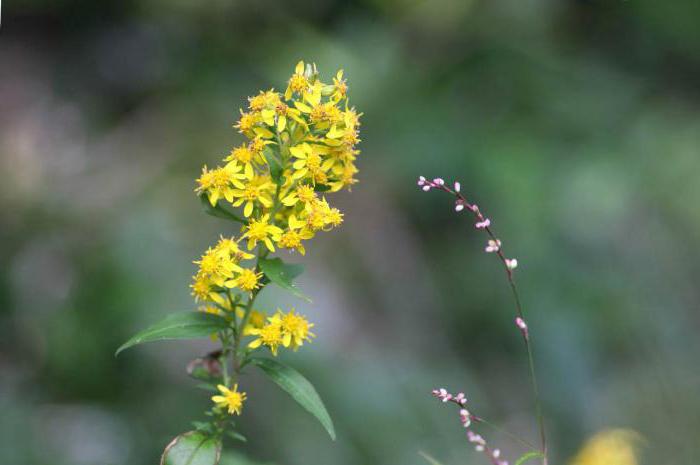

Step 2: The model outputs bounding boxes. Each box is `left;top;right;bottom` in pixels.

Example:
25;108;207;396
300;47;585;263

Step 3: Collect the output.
2;0;699;464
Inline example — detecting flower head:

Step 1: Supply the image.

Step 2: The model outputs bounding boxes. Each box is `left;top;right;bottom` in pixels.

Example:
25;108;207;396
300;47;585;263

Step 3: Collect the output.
212;384;247;415
277;309;315;349
247;320;284;356
242;214;283;251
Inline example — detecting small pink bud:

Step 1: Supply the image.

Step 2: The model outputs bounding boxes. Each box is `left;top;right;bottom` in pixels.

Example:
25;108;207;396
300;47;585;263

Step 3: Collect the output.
454;181;461;192
475;218;491;229
454;392;467;404
485;239;501;253
433;178;444;186
422;185;431;192
493;449;500;458
455;202;465;212
505;258;518;270
417;176;426;186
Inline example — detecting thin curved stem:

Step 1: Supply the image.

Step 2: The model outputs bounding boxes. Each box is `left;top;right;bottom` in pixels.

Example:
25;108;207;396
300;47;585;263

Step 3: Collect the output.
425;179;548;464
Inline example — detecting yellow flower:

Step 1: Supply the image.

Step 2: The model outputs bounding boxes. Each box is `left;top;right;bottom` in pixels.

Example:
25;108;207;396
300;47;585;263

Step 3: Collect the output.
190;272;213;302
278;228;313;255
289;143;330;183
195;164;247;206
278;309;315;349
281;184;317;206
234;110;258;135
248;89;281;112
231;175;275;217
231;268;263;292
570;429;642;465
194;246;241;286
242;214;283;251
247;319;284;355
294;198;343;232
331;69;348;102
285;60;309;100
225;143;266;178
214;235;255;261
212;384;246;415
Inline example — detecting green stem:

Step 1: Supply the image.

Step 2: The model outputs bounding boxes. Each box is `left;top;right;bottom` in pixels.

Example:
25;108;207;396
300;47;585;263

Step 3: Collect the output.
472;415;537;451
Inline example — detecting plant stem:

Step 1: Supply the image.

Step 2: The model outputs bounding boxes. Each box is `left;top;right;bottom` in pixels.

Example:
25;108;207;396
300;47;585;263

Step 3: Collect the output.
472;415;537;451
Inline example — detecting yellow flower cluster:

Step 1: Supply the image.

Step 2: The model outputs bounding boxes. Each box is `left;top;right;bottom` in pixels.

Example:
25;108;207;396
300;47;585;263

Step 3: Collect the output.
192;61;360;305
191;61;358;416
248;309;316;356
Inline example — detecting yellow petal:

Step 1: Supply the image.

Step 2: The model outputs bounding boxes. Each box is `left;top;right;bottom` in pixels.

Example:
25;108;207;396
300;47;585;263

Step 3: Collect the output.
244;202;254;217
326;125;344;139
289;145;307;158
277;115;286;132
293;101;312;113
253;126;275;138
261;109;275;126
295;60;304;74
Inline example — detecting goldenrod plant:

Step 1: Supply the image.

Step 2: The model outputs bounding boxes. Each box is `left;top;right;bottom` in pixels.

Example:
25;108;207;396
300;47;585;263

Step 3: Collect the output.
116;61;361;465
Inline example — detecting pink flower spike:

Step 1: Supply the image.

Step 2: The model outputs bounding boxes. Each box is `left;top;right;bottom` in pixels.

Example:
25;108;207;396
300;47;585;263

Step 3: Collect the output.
433;178;445;186
505;258;518;270
454;181;461;192
475;218;491;229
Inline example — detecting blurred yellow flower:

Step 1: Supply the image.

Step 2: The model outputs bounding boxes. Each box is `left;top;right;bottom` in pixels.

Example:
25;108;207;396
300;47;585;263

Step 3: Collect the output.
570;429;643;465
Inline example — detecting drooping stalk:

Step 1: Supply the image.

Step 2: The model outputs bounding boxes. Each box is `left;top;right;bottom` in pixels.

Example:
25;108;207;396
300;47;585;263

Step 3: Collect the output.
421;177;548;464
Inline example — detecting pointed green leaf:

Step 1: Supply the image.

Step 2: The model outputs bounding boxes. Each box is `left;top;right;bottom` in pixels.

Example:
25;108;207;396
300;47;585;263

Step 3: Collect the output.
251;358;335;440
258;257;310;302
515;451;545;465
116;312;229;356
161;431;221;465
199;195;245;224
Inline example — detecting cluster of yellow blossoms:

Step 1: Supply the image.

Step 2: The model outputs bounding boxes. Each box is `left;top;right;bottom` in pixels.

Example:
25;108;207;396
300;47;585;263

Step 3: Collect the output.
191;61;360;416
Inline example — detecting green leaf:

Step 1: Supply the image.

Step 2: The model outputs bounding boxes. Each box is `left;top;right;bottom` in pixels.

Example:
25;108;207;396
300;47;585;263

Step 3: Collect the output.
251;358;335;440
226;431;247;442
263;147;284;182
199;195;245;224
116;312;230;356
418;451;445;465
514;451;545;465
258;257;310;302
161;431;221;465
313;183;331;192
